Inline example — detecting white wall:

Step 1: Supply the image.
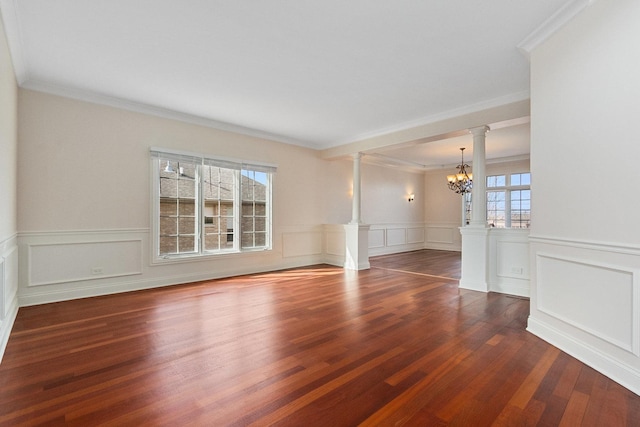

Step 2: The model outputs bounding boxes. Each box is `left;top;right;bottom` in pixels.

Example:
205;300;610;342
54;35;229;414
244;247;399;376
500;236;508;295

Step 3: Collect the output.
0;11;19;361
528;0;640;394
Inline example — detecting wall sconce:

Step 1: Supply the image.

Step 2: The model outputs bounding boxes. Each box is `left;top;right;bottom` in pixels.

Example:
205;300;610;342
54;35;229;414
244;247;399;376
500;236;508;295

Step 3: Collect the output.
408;194;415;202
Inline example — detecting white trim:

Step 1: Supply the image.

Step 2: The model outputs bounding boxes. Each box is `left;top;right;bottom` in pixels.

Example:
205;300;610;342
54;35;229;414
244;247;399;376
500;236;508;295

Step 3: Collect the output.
528;316;640;396
21;80;318;149
536;252;639;356
17;256;323;307
150;146;278;171
517;0;597;59
335;91;531;147
18;228;148;237
529;235;640;256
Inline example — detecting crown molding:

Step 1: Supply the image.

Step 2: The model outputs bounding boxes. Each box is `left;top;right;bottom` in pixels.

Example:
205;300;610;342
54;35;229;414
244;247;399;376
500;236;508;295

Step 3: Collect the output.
20;79;321;150
518;0;599;59
333;91;530;148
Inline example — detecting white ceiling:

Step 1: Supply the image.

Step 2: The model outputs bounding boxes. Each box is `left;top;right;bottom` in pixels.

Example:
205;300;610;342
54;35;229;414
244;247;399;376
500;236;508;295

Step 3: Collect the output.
1;0;574;160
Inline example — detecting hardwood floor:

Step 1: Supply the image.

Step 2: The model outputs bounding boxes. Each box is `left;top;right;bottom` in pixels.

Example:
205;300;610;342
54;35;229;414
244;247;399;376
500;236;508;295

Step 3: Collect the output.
1;249;638;426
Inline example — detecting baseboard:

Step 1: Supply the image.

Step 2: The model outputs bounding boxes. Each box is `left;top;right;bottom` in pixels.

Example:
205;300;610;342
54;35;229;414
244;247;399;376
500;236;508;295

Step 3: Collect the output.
527;316;640;396
18;256;326;307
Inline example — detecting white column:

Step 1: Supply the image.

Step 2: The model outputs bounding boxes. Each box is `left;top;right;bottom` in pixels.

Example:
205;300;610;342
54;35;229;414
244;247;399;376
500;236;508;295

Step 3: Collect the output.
350;152;362;224
344;152;369;270
470;125;489;226
459;125;490;292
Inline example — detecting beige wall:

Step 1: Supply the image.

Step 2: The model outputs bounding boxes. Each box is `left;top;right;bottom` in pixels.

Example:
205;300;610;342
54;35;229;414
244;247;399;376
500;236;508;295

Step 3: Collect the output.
17;89;333;232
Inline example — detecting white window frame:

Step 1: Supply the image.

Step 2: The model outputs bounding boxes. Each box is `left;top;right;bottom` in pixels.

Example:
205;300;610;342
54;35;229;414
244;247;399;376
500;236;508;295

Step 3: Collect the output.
150;148;276;263
486;172;531;229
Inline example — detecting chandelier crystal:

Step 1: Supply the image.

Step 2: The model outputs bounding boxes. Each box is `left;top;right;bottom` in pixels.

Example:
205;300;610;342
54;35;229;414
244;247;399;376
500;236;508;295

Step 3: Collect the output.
446;147;473;194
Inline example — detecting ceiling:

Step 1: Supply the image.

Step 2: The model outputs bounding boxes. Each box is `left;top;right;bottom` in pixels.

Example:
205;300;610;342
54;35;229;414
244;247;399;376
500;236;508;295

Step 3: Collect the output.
1;0;575;163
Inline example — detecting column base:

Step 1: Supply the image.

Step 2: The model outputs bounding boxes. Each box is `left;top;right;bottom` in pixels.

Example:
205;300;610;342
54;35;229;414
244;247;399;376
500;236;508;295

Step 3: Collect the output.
459;225;489;292
343;223;370;270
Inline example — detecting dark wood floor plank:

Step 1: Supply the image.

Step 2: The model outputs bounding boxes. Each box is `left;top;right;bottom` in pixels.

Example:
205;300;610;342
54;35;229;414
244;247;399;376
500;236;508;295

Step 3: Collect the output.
0;249;638;426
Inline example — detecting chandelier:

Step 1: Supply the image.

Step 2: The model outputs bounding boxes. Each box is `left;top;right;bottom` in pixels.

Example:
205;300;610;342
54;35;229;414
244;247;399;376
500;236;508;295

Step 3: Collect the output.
446;147;472;194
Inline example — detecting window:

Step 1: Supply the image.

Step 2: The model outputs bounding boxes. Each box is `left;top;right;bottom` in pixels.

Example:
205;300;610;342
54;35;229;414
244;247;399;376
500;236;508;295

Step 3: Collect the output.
152;148;275;260
486;172;531;228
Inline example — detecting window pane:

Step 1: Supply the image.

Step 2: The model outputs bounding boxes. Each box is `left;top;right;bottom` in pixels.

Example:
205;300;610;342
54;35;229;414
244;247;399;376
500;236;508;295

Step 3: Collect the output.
487;190;506;228
178;236;196;253
496;175;506;186
242;203;255;216
241;233;254;248
159;237;177;254
160;217;177;234
220;169;235;200
204;233;220;251
203;166;220;200
511;174;521;186
240;169;271;250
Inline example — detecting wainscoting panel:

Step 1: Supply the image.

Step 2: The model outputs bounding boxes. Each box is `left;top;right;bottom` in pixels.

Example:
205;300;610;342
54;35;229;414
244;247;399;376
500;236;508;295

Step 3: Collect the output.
368;224;426;257
425;222;461;252
537;253;636;354
488;229;530;297
407;227;425;245
0;234;19;363
2;245;17;318
529;236;640;395
282;230;323;258
368;229;385;249
323;225;346;267
386;228;406;247
28;240;143;287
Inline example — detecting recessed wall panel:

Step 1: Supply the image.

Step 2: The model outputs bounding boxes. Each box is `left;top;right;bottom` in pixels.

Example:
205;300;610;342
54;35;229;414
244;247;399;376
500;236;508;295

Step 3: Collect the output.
407;227;425;244
29;240;142;286
427;226;454;244
537;254;637;354
368;229;385;248
386;228;406;247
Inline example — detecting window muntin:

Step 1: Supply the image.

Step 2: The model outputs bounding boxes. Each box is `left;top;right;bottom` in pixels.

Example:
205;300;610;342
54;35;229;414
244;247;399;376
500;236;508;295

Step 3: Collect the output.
152;149;274;260
485;172;530;228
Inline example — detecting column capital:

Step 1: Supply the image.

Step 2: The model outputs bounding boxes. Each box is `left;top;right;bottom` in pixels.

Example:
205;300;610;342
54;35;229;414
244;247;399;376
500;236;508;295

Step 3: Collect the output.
469;125;490;137
351;152;363;160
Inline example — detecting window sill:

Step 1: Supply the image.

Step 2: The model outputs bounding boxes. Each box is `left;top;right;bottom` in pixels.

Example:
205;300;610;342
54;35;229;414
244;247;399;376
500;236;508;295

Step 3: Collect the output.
151;247;272;265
